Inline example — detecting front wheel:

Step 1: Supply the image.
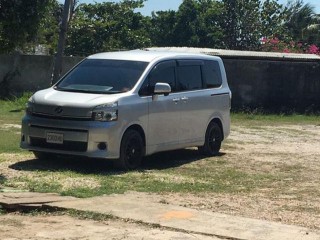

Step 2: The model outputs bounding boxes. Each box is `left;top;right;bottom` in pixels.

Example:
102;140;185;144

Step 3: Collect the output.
114;130;144;170
198;122;223;156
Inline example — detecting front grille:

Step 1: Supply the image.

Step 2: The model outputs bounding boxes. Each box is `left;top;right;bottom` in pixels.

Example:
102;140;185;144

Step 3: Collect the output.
30;125;88;133
30;137;87;152
32;112;92;121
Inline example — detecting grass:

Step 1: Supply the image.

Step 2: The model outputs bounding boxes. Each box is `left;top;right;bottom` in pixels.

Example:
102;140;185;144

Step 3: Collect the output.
0;93;31;154
0;206;6;215
232;111;320;125
0;129;23;154
0;95;319;198
66;209;115;221
0;174;5;186
3;152;281;198
0;93;31;123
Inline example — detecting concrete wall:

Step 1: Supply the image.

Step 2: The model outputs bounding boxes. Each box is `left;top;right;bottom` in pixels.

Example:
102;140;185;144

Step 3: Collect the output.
222;58;320;113
0;54;83;98
0;53;319;113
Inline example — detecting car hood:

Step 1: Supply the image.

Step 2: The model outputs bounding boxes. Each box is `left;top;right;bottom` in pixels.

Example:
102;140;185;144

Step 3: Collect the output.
31;88;122;118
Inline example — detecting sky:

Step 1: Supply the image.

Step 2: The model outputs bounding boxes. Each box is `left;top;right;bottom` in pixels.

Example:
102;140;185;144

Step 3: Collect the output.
59;0;320;15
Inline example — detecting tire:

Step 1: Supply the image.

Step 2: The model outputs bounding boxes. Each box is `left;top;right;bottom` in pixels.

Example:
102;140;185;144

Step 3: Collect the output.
198;122;223;156
114;130;144;170
33;151;56;160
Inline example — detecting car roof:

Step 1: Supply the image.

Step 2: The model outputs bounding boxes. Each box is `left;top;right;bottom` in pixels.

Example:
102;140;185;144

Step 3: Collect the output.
87;49;218;62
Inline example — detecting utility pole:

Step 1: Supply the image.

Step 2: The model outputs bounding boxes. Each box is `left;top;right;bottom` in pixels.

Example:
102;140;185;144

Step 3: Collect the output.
51;0;74;85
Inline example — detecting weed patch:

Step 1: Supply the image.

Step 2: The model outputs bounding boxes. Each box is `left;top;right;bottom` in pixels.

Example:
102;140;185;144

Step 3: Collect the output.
0;130;22;154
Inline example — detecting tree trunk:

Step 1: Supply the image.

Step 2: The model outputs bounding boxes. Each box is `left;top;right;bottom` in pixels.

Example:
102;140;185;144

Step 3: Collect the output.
51;0;73;85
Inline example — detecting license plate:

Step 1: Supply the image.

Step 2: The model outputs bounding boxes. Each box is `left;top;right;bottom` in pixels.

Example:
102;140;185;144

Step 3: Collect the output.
46;132;63;144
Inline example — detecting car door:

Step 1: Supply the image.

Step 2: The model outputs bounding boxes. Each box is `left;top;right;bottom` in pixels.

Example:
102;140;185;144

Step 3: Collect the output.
176;59;228;145
176;60;207;144
139;60;182;154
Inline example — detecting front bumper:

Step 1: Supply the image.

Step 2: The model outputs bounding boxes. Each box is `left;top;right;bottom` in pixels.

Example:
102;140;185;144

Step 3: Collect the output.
20;114;121;159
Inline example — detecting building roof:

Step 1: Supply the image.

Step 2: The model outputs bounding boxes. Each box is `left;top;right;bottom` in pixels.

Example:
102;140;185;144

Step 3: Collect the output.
147;47;320;61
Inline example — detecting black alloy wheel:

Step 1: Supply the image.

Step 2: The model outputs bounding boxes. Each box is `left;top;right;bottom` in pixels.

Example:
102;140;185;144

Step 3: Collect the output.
198;122;222;156
115;129;144;170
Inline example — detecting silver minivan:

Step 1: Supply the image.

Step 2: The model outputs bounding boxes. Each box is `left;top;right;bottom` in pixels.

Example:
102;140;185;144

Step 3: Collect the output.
21;50;231;170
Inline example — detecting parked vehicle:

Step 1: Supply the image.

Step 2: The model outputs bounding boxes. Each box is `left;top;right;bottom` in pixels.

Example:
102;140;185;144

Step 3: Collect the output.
21;50;231;170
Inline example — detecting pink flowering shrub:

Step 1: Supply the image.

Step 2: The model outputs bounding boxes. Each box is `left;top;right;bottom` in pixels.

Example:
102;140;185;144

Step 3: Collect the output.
307;44;320;54
260;37;320;55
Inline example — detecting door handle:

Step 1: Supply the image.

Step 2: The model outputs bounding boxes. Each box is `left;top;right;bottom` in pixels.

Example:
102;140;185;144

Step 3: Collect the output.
172;98;180;103
181;97;189;101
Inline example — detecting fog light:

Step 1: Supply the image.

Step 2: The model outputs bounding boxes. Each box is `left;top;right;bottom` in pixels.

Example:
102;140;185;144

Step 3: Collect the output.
98;142;107;151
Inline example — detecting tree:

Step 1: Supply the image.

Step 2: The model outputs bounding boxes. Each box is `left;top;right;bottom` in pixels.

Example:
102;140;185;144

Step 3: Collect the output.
222;0;261;50
173;0;200;46
260;0;287;39
0;0;51;53
257;0;320;54
282;0;320;46
151;0;224;48
197;0;225;48
150;10;177;47
65;0;151;56
36;0;63;55
52;0;76;83
304;17;320;46
284;0;315;42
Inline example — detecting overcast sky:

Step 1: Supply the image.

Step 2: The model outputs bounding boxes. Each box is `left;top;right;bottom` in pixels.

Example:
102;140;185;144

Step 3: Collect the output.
58;0;320;15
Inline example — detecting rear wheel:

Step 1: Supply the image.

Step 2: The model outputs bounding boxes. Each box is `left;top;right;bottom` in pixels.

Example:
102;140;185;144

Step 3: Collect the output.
198;122;223;156
114;130;144;170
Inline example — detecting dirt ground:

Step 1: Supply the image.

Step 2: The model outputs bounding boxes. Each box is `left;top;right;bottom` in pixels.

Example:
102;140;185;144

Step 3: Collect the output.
0;213;217;240
163;123;320;230
1;122;320;239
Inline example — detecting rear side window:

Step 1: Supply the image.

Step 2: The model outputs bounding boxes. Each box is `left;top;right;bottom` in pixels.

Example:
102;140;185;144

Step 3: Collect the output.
202;60;222;88
177;65;202;91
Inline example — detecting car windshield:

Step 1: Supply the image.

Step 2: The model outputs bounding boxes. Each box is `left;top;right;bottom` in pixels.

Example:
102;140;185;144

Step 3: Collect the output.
55;59;148;94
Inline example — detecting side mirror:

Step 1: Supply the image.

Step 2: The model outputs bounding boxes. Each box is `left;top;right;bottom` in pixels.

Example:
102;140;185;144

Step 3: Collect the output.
154;83;171;96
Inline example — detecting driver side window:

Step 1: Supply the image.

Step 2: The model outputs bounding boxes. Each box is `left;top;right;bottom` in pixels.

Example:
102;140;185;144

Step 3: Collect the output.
139;61;176;96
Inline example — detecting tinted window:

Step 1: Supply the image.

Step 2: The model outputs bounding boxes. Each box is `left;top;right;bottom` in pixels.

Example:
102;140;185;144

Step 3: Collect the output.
56;59;148;94
177;65;202;91
139;61;176;96
149;66;176;90
202;60;222;88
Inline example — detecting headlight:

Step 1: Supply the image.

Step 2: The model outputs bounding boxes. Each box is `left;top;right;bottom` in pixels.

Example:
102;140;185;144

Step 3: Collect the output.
92;102;118;122
26;96;35;115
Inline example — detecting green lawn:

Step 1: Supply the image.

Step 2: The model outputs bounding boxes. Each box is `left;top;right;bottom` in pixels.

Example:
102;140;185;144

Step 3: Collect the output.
0;94;30;154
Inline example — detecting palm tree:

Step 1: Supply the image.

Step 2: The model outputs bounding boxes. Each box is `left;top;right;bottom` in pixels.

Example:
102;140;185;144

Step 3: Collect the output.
304;14;320;45
284;0;316;43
